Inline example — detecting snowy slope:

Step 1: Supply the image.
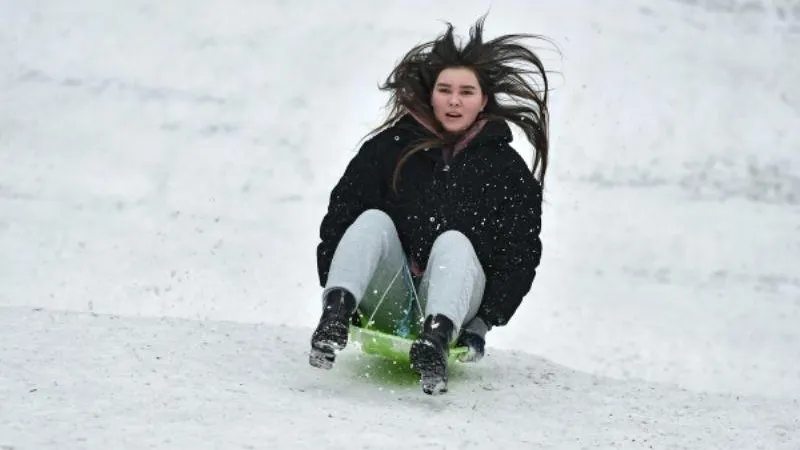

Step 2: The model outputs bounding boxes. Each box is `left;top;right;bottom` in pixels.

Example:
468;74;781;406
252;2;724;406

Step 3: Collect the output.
1;0;799;448
2;307;798;449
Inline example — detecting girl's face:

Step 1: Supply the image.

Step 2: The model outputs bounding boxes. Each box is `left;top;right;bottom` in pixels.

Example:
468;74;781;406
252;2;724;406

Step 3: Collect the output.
430;67;488;133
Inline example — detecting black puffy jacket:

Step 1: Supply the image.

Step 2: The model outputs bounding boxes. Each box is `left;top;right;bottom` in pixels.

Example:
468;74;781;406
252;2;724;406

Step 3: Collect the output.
316;114;543;327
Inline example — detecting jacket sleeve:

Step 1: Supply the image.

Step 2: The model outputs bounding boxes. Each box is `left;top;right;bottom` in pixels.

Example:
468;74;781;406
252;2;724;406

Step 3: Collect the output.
317;138;385;287
478;152;544;327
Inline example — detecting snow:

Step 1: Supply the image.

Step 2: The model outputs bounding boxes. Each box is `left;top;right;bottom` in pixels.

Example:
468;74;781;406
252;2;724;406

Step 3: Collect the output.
4;307;798;448
1;0;799;448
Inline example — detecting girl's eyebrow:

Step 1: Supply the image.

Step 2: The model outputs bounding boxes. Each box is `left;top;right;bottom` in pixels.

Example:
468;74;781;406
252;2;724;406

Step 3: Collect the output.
435;82;477;90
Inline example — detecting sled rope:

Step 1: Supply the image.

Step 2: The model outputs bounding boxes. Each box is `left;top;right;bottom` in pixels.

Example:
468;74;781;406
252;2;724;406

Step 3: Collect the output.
395;262;422;338
365;263;403;328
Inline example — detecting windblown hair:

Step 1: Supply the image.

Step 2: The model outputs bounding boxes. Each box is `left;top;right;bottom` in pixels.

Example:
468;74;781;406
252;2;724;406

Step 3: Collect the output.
366;15;554;191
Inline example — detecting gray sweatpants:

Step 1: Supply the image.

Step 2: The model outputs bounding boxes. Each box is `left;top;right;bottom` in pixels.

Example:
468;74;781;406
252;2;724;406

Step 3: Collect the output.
323;209;485;341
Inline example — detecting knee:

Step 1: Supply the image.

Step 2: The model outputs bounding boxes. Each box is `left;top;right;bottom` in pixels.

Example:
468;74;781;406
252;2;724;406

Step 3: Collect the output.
430;230;485;279
352;209;396;233
431;230;475;255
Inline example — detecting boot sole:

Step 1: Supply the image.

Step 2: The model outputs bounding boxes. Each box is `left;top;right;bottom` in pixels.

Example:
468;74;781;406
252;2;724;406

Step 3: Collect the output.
410;339;448;395
309;345;336;370
309;321;349;370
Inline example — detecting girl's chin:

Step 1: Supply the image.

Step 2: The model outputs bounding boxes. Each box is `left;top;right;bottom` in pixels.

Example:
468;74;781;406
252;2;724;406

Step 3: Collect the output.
440;120;471;133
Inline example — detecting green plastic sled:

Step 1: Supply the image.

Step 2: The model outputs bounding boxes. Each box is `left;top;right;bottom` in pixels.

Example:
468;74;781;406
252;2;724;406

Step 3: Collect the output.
349;325;468;365
346;266;469;366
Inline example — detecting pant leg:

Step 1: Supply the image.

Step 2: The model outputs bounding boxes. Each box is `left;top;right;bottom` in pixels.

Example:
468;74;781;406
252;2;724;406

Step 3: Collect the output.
323;209;418;337
417;230;486;341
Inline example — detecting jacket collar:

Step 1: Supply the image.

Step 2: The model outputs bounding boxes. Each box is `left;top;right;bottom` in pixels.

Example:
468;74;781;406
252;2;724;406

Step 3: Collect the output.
394;112;512;149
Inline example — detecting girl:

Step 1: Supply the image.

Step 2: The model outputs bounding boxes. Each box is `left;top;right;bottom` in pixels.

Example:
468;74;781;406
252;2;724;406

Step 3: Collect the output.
309;16;552;395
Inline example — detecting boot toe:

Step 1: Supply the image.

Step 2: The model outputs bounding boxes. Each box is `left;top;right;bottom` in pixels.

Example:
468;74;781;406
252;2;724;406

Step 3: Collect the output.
309;319;349;369
410;338;449;395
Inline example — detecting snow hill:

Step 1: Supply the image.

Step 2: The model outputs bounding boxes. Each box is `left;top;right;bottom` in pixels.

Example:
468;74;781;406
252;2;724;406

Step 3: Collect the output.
1;0;799;448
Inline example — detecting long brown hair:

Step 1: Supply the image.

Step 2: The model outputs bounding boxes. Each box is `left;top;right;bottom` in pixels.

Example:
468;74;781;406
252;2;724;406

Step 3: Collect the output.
365;14;554;191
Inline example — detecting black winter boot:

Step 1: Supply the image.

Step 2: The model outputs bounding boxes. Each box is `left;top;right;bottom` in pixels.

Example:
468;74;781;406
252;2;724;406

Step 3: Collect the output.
309;288;357;370
410;314;455;395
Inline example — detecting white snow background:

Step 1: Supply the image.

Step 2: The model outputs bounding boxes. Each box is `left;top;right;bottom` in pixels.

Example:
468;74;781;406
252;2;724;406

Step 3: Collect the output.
1;0;799;448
